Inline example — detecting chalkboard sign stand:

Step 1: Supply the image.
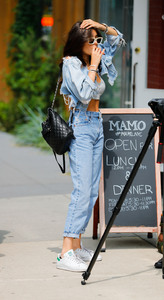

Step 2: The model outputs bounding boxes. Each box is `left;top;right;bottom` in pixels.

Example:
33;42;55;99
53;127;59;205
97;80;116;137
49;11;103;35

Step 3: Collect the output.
98;108;162;249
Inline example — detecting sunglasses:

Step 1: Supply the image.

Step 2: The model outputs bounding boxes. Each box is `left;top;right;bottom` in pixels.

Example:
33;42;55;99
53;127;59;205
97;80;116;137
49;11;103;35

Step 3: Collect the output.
88;37;103;45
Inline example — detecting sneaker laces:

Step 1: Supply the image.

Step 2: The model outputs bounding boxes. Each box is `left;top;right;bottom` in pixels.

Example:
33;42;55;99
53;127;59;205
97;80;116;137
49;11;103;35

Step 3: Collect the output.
82;247;93;255
78;245;101;260
67;251;86;265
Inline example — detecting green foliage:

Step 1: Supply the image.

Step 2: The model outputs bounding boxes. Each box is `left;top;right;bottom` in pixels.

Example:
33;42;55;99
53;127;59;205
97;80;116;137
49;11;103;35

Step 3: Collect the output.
14;103;70;152
0;102;11;131
7;30;61;108
14;104;50;151
5;30;63;131
8;0;44;55
0;99;24;131
3;0;64;132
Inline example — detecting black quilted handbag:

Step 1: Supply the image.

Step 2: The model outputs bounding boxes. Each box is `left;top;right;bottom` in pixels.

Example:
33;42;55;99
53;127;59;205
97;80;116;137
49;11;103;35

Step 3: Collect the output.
41;76;75;173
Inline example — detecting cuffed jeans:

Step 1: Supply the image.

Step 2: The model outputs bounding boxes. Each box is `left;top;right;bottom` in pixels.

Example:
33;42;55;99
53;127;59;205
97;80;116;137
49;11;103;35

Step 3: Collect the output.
63;107;104;238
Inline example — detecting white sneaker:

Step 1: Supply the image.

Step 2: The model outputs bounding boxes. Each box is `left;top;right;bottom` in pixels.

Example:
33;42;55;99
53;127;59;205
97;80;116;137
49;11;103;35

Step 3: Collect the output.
74;247;102;262
56;249;87;272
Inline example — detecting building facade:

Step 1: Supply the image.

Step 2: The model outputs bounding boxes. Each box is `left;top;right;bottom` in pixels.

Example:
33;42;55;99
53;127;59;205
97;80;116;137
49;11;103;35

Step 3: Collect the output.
0;0;163;108
84;0;164;109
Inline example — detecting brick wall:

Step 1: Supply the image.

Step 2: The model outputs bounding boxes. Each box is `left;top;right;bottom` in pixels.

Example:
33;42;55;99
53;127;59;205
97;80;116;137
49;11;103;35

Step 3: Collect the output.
0;0;17;102
147;0;164;89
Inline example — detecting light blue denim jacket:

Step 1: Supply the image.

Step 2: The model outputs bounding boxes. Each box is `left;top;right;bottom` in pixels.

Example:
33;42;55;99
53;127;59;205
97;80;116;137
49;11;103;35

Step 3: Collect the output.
60;27;124;110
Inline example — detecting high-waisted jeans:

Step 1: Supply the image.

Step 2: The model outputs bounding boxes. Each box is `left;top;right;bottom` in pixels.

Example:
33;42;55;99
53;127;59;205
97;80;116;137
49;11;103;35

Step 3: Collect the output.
63;106;104;238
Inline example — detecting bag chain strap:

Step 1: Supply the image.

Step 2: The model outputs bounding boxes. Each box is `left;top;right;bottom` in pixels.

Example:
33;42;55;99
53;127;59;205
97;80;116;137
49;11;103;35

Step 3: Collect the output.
51;75;61;109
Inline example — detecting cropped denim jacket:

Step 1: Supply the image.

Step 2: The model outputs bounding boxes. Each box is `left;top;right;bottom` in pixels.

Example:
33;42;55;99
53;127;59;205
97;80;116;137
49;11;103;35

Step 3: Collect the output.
60;27;124;110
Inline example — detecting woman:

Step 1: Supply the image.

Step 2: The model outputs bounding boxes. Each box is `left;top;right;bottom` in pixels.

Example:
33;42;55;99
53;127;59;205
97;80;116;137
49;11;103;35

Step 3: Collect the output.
56;19;124;272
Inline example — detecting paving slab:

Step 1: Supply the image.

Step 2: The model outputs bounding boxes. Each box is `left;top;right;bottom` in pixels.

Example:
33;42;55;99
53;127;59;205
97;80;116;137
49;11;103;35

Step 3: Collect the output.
0;238;163;300
0;132;72;198
0;132;163;299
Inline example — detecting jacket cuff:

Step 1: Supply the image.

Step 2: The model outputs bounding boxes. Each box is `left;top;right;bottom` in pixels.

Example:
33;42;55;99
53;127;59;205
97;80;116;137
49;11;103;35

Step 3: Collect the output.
106;27;125;46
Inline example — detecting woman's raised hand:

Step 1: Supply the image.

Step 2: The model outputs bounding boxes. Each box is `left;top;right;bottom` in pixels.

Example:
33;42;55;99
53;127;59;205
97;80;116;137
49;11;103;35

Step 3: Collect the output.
91;47;105;68
80;19;118;37
80;19;105;31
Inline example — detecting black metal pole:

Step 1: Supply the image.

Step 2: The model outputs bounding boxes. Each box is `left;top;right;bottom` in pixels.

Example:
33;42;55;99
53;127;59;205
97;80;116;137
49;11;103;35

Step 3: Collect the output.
81;120;159;285
155;124;164;279
162;196;164;279
162;139;164;279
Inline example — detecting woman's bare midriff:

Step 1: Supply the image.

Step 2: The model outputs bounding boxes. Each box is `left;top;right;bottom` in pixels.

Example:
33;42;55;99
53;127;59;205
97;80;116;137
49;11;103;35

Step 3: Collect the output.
87;99;99;112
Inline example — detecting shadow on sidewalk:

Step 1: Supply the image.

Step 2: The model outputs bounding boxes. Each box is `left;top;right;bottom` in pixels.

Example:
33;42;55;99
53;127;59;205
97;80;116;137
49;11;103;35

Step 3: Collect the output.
0;230;10;244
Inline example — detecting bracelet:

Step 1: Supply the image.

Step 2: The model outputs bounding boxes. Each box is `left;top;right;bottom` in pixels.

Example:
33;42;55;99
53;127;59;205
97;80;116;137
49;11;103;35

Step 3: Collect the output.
89;64;97;68
89;69;98;73
102;23;109;34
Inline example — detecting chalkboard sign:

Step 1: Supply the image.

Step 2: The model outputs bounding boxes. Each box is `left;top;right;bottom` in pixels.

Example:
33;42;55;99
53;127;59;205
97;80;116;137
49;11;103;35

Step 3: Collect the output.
99;109;162;237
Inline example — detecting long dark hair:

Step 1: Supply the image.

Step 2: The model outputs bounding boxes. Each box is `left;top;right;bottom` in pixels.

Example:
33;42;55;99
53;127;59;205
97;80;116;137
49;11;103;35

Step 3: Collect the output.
60;21;102;69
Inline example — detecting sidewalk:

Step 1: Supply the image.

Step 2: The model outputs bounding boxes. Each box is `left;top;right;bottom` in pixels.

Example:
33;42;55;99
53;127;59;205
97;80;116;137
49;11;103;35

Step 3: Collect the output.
0;132;163;300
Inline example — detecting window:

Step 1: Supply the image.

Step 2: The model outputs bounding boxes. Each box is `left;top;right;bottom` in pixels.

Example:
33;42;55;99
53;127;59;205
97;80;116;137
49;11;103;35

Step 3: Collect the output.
147;0;164;89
